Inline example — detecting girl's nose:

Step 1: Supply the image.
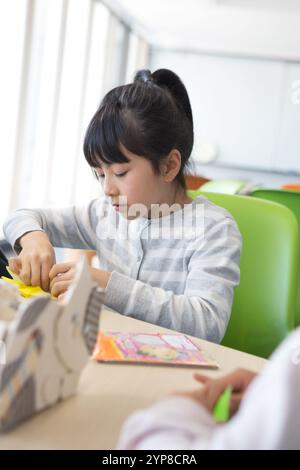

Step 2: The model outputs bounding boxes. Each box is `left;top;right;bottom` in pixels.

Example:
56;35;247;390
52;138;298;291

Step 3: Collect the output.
103;177;118;197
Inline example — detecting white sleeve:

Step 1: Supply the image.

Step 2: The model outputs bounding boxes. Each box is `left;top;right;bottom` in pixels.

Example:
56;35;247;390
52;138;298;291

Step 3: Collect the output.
117;328;300;450
117;396;217;450
210;328;300;450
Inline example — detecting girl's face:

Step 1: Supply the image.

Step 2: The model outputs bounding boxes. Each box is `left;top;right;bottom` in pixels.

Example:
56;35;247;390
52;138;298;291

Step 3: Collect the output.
95;146;178;219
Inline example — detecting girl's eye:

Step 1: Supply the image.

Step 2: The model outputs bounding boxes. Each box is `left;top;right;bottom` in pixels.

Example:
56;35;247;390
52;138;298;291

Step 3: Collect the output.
115;171;128;177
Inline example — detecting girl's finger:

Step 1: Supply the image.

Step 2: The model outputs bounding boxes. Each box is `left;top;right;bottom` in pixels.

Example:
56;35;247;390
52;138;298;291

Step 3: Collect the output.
205;381;232;410
30;258;42;287
193;373;212;385
8;257;22;275
50;270;74;291
41;256;54;292
19;258;31;285
49;262;73;281
50;280;72;298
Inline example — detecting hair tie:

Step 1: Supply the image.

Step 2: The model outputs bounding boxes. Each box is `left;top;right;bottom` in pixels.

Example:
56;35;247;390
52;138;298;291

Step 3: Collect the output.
134;69;154;85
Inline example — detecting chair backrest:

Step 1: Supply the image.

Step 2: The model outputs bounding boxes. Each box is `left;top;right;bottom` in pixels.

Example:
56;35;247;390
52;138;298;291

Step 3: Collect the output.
251;188;300;327
200;179;246;194
185;175;210;190
188;190;298;358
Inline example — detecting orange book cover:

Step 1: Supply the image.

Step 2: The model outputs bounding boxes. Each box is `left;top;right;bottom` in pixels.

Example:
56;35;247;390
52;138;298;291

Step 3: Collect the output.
93;331;219;368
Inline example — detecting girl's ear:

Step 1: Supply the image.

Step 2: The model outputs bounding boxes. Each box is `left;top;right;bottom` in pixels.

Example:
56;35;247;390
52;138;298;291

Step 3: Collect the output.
162;149;182;182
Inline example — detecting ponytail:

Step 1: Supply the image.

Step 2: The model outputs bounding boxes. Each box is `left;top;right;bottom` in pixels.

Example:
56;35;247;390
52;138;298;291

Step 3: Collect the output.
134;68;193;127
152;69;193;126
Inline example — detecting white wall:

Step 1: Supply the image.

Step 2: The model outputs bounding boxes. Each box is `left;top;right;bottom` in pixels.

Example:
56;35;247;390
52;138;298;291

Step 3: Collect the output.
150;49;300;184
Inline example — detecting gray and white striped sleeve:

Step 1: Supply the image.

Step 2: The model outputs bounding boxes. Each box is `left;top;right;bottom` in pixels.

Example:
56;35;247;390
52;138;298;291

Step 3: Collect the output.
3;199;102;252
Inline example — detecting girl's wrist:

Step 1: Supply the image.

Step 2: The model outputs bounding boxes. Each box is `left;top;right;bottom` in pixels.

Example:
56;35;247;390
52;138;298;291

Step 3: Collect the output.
20;230;50;248
90;267;111;289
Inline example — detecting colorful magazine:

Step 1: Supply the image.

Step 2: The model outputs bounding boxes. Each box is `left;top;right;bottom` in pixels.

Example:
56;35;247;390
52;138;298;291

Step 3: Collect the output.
92;331;219;368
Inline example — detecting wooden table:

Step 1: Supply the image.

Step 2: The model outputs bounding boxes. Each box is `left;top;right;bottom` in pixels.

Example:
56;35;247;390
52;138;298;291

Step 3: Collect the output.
0;309;267;449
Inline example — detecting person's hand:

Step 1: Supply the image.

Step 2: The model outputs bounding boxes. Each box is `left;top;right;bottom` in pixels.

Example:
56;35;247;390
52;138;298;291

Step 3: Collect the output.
49;261;76;298
174;382;221;414
174;368;257;417
49;264;112;299
193;368;257;416
9;231;56;292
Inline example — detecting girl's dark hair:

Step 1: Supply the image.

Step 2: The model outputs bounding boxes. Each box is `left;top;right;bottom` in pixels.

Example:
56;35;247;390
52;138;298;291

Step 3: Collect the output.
83;68;193;188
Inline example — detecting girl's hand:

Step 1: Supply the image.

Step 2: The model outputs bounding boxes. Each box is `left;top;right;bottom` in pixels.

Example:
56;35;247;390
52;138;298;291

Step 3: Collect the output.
193;368;257;416
174;368;257;417
49;262;76;298
49;264;112;298
9;231;56;292
174;384;219;414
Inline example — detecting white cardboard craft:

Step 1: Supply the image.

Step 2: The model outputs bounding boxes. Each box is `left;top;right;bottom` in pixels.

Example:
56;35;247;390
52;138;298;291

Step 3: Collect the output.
0;257;104;431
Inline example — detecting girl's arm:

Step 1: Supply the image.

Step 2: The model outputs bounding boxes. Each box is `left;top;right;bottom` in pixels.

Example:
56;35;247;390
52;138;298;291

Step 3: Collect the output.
104;217;241;343
117;328;300;450
3;198;104;252
3;198;106;290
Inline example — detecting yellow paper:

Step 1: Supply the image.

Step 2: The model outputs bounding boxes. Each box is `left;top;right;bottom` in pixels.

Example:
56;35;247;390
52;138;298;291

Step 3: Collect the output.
1;276;54;299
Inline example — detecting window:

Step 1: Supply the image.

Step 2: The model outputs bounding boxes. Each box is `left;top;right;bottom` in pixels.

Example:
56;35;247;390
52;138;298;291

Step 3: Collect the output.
0;0;28;229
0;0;149;230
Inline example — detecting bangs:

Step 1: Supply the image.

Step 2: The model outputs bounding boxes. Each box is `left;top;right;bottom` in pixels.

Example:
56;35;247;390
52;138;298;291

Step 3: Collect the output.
83;103;130;167
83;82;148;169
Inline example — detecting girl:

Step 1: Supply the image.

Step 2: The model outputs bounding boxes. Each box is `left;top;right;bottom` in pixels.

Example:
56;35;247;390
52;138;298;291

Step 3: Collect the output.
3;69;241;343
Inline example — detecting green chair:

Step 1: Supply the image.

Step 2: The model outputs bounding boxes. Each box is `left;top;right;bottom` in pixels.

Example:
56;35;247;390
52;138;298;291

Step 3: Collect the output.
200;179;247;195
188;190;298;358
251;188;300;327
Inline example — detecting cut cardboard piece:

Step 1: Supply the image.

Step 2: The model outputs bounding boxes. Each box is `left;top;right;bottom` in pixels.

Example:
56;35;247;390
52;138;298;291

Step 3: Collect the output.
0;257;104;431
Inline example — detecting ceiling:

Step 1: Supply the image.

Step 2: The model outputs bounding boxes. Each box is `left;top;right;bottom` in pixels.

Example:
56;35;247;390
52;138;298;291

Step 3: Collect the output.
102;0;300;60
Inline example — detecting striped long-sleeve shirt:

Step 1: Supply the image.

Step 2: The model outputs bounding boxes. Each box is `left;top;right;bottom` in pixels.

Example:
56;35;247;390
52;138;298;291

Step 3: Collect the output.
3;196;241;343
